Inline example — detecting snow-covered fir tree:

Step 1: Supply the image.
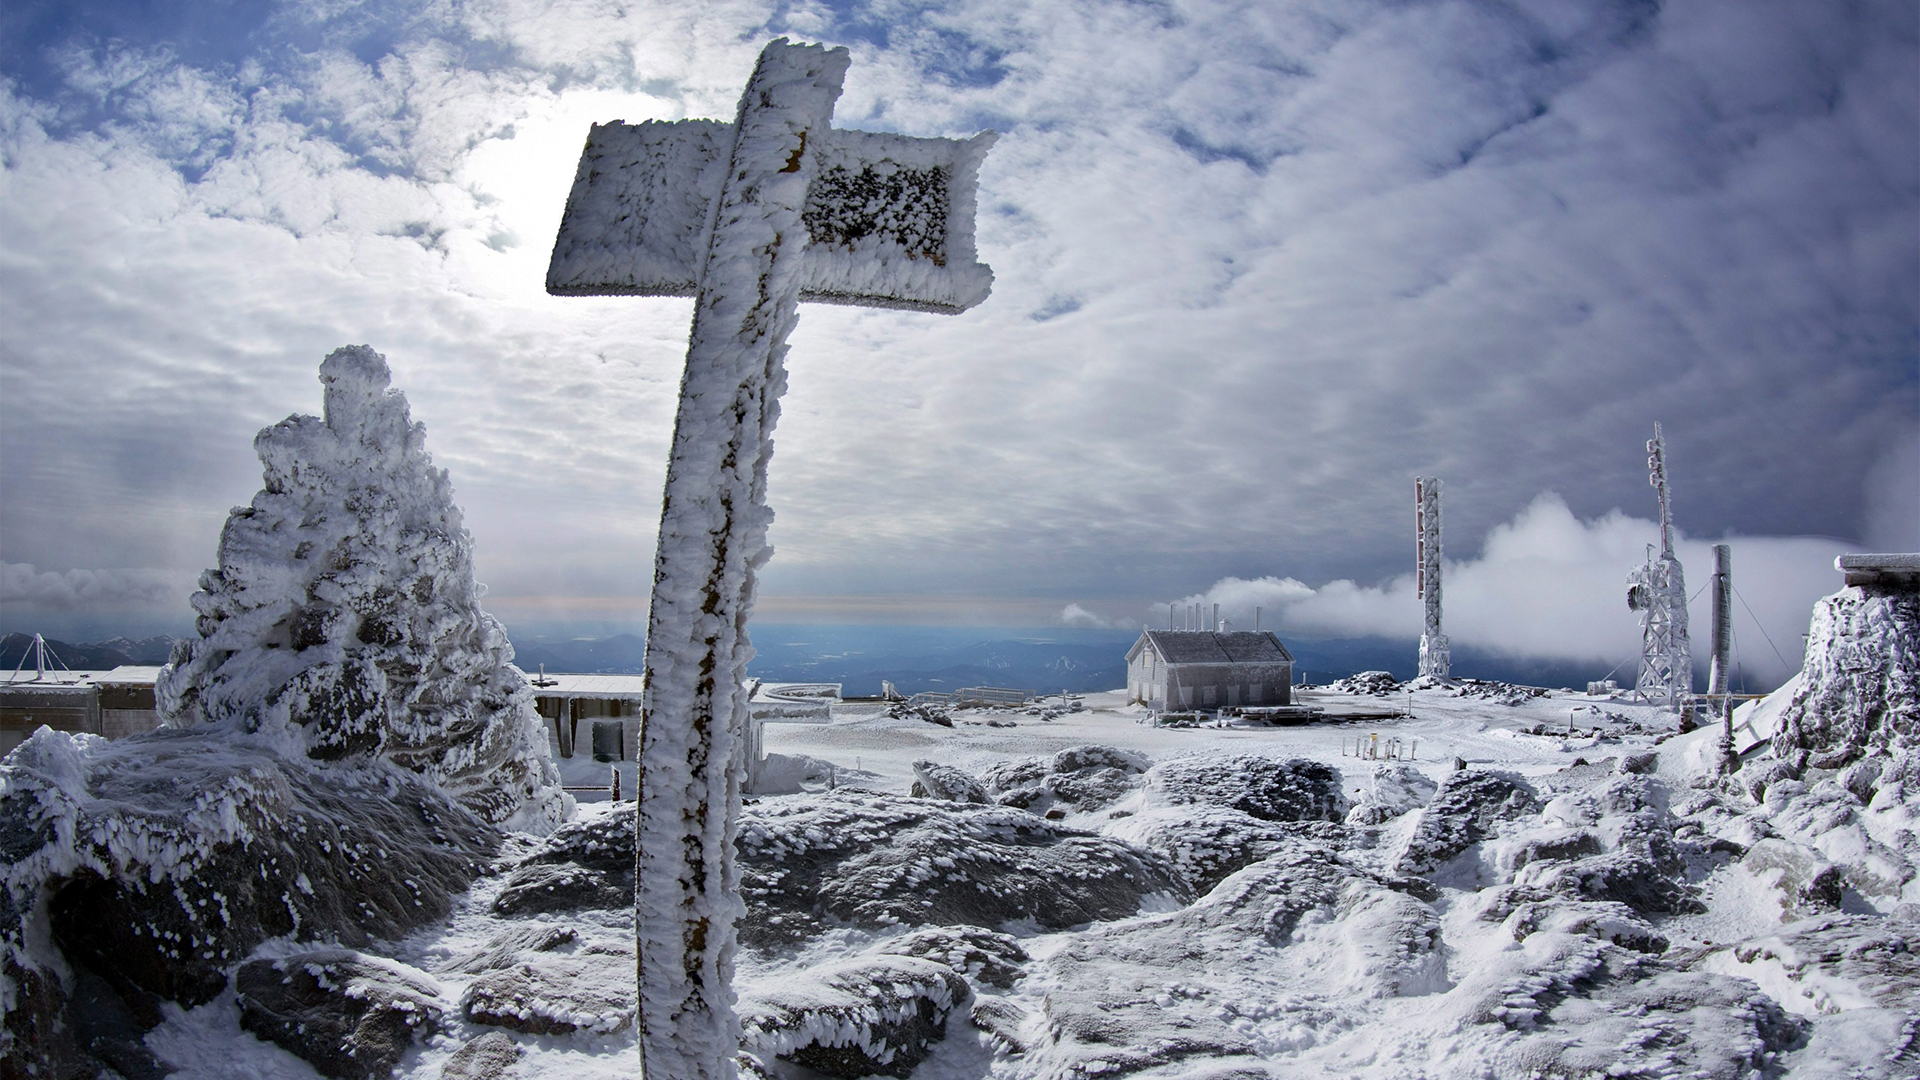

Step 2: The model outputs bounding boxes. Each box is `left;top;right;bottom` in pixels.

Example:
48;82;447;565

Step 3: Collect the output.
157;345;567;830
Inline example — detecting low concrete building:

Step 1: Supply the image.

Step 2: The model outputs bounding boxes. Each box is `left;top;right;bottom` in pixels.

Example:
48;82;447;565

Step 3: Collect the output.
1;666;165;756
1126;630;1294;710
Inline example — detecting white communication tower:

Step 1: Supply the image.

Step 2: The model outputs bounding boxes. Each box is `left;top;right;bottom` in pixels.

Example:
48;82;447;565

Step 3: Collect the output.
1415;477;1450;680
1626;423;1691;710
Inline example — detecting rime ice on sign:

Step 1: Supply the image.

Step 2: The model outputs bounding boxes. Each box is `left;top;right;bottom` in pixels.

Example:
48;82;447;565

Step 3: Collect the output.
156;345;568;832
546;38;994;1080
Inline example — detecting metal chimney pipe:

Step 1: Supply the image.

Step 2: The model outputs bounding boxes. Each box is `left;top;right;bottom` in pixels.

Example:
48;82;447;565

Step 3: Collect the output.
1212;603;1220;632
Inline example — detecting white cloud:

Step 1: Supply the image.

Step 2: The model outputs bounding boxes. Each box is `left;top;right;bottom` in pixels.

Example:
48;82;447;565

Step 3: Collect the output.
1058;603;1119;629
1;562;191;611
1168;494;1850;690
0;0;1911;629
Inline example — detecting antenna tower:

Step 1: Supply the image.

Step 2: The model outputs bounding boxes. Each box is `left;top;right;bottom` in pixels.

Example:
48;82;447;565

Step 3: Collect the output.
1626;423;1691;710
1415;477;1450;680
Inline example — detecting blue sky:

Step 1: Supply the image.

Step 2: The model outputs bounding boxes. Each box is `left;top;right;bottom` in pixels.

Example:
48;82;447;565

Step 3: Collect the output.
1;0;1915;683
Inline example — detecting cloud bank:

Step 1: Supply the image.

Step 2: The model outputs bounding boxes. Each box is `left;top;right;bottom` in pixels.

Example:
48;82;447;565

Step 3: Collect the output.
1162;494;1850;691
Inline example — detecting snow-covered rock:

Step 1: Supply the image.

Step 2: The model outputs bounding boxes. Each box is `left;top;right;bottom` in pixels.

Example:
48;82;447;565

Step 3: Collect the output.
156;346;566;831
1145;753;1348;823
1771;582;1919;769
490;803;633;915
1506;775;1702;915
739;955;968;1078
909;759;990;803
980;744;1149;815
1394;768;1539;876
1103;803;1299;896
1344;762;1438;825
0;727;494;1076
461;947;636;1036
439;1031;522;1080
871;925;1029;989
234;949;443;1080
735;791;1187;947
1029;846;1446;1078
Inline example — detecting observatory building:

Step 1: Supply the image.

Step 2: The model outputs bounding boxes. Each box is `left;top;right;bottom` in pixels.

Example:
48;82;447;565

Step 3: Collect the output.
1126;629;1295;710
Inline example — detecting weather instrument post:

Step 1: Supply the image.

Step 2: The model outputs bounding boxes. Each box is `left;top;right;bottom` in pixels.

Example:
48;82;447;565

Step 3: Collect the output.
545;39;994;1080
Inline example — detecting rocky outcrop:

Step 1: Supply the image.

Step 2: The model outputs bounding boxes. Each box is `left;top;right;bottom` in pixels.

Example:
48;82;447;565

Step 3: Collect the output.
155;345;566;830
872;925;1029;989
981;744;1150;814
439;1032;522;1080
490;805;633;915
739;956;968;1079
1146;754;1348;823
1;728;495;1077
1345;762;1438;826
461;950;635;1036
1395;768;1538;876
736;791;1187;947
234;950;443;1080
1103;803;1298;896
1502;776;1701;915
1771;582;1919;769
909;760;990;803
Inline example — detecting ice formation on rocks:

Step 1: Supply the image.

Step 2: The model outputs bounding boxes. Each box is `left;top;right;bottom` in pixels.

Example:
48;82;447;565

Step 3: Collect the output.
234;949;444;1080
739;955;968;1078
1771;580;1919;769
156;345;566;831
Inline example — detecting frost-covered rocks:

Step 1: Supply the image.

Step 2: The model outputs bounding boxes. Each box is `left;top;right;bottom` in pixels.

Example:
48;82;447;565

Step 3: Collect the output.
1395;768;1538;876
980;744;1150;814
461;950;636;1036
1103;803;1298;895
440;1032;522;1080
1771;581;1919;769
234;950;443;1080
739;956;968;1079
156;346;565;830
909;759;990;803
1345;762;1438;825
1030;846;1446;1078
872;925;1029;989
0;728;495;1077
1146;753;1348;823
1504;775;1702;915
735;791;1187;947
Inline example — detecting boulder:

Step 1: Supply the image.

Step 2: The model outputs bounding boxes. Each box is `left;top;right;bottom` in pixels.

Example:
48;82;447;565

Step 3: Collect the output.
1742;839;1847;919
1029;848;1446;1079
909;760;990;803
1771;582;1919;769
871;925;1029;989
440;1031;521;1080
1344;763;1439;826
234;949;443;1080
739;955;968;1079
1146;754;1348;823
490;804;634;915
461;948;635;1036
736;791;1187;948
154;345;566;830
1103;803;1297;895
980;744;1150;815
1508;776;1702;915
1394;768;1538;875
1;728;495;1078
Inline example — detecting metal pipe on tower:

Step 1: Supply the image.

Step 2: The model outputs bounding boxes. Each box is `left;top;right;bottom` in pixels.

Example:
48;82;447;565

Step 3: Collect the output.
1415;477;1450;680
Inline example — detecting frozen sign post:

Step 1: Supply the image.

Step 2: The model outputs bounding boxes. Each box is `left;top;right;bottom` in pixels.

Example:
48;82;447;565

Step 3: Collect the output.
545;39;994;1080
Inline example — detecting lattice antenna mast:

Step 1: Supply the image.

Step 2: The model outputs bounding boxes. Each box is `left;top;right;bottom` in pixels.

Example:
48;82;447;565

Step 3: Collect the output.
1415;477;1450;680
1627;423;1691;711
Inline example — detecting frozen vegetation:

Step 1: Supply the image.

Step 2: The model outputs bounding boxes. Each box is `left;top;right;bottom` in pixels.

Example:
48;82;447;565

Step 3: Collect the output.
1;347;1915;1076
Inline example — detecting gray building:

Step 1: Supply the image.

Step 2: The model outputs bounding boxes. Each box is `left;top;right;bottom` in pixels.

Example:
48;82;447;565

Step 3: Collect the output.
1126;630;1294;710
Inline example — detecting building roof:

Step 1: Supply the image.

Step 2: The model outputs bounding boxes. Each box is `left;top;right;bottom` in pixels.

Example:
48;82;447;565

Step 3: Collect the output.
1131;630;1293;665
523;672;648;697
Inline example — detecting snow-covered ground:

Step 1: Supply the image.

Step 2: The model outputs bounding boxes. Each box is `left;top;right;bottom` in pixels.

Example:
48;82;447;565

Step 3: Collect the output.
123;680;1919;1079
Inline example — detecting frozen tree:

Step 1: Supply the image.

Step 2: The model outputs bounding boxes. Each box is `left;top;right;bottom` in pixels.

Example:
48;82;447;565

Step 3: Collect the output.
157;345;567;831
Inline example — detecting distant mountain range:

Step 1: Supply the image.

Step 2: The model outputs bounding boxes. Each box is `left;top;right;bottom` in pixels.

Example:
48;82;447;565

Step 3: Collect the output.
0;633;179;673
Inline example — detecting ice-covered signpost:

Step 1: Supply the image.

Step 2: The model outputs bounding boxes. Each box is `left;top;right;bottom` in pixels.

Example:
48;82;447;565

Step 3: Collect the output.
545;39;993;1080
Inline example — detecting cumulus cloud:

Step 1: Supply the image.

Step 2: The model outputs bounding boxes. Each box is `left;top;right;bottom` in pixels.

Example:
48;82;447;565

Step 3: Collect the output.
1166;494;1849;691
0;0;1911;626
1058;603;1121;629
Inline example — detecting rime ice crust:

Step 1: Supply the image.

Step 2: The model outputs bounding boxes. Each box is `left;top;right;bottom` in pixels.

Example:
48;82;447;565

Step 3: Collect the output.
156;345;567;831
1771;583;1919;769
